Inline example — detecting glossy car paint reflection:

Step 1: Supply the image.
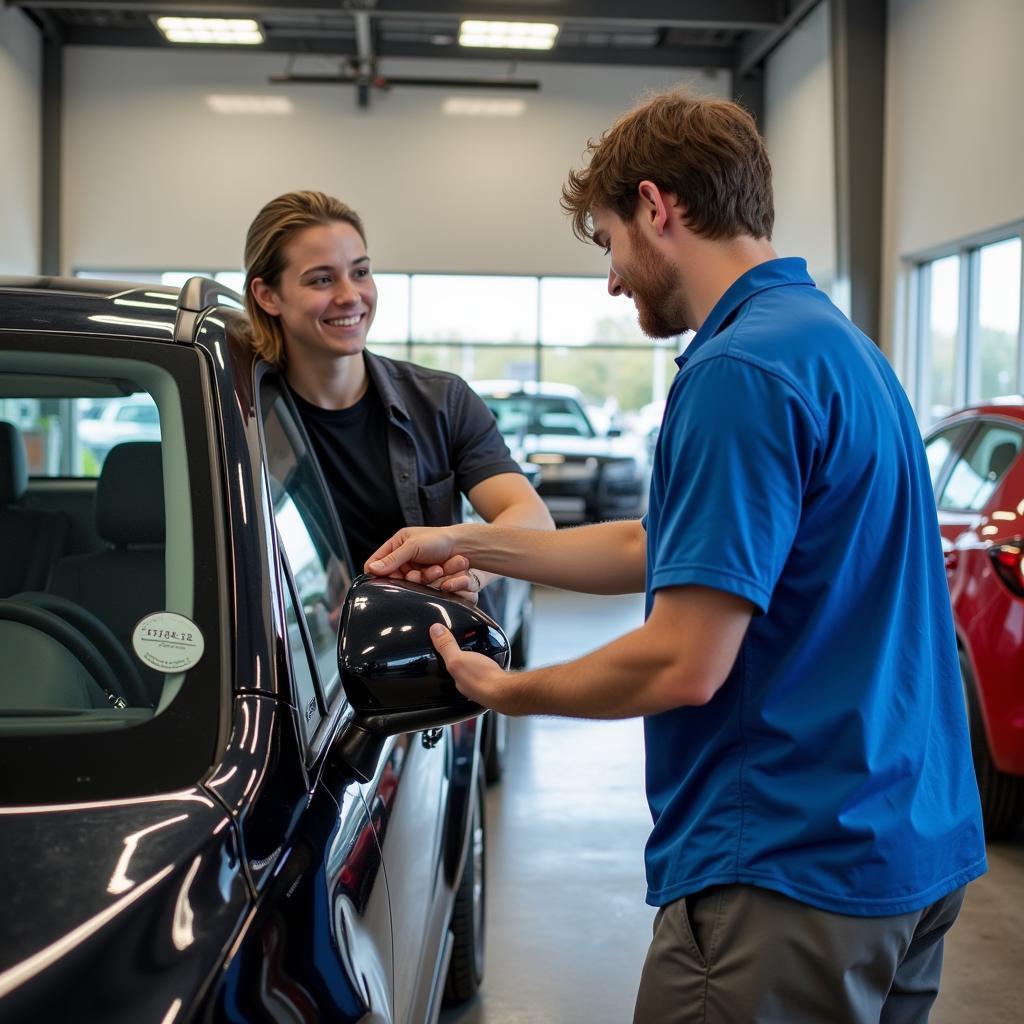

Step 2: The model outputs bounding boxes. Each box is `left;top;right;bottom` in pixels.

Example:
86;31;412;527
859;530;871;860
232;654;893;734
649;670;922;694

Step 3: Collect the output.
0;791;248;1023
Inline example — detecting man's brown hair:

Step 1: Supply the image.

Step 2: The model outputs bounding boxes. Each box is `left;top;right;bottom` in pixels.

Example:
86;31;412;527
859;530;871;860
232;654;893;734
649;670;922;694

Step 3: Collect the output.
561;89;774;244
243;190;367;366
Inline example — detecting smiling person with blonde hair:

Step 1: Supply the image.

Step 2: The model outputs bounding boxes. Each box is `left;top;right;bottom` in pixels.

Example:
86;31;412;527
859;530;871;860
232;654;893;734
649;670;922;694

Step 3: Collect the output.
243;190;552;600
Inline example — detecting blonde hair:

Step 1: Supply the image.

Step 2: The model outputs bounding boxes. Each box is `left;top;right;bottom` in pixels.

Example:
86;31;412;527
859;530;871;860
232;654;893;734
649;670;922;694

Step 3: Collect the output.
243;191;367;366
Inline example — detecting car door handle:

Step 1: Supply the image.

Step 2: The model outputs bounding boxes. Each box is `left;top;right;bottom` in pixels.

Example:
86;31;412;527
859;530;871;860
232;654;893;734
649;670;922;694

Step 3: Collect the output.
422;728;443;749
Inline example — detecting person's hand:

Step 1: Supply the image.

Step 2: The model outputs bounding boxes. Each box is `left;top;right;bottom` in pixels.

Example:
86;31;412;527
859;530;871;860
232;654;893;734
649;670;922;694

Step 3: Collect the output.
365;526;460;580
430;622;520;713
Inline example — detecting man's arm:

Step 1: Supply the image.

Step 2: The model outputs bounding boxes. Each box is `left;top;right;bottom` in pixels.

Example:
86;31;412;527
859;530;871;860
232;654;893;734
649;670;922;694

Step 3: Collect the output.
366;517;647;596
429;584;753;718
430;472;553;596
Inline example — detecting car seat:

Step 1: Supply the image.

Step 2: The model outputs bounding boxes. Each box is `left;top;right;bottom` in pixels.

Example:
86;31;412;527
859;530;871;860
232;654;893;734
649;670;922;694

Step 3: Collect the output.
987;440;1018;481
0;420;69;596
48;441;166;703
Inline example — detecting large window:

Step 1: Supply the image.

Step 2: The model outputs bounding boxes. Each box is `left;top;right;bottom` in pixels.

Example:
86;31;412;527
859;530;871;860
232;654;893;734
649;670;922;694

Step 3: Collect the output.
912;230;1024;425
974;238;1022;403
77;268;687;429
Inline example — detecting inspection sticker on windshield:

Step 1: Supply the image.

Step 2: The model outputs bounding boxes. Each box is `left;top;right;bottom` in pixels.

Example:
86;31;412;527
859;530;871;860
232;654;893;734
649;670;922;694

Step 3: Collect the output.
132;612;205;672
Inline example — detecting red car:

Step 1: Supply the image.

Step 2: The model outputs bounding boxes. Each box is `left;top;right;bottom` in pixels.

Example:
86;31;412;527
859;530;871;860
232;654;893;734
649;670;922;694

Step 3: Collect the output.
925;400;1024;837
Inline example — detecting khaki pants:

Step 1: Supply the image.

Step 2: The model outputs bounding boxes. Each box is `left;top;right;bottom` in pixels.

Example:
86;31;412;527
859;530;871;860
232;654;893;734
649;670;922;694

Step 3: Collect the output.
633;884;966;1024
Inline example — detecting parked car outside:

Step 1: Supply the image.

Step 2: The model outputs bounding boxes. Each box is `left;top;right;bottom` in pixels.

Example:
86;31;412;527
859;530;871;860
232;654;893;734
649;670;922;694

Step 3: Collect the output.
925;398;1024;837
78;394;161;464
0;276;502;1023
473;379;649;524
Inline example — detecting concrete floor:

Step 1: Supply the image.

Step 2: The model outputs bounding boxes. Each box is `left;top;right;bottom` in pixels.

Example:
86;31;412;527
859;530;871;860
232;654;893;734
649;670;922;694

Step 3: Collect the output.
441;587;1024;1024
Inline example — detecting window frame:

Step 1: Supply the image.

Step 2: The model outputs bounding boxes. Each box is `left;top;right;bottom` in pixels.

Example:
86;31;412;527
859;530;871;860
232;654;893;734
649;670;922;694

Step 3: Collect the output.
908;223;1024;425
934;416;1024;514
254;367;356;761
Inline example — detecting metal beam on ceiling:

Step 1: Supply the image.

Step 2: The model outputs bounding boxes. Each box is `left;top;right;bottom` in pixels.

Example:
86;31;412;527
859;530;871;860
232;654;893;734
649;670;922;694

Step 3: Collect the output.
14;0;784;32
54;26;738;67
735;0;822;76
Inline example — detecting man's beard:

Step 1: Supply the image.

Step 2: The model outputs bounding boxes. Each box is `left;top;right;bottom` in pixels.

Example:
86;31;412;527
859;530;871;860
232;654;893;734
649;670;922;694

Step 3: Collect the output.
625;221;690;338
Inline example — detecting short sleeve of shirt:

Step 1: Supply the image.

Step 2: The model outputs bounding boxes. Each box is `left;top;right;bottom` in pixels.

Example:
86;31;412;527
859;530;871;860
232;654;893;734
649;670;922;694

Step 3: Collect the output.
450;383;523;493
650;355;821;614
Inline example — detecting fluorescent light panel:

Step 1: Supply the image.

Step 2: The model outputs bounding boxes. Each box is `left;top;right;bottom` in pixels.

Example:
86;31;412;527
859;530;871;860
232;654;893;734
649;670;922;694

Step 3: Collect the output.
443;97;526;117
459;20;559;50
155;17;264;45
206;95;294;115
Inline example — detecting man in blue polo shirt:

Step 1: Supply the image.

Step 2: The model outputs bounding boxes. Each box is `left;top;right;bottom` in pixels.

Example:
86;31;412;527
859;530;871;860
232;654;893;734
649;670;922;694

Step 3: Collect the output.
365;89;986;1023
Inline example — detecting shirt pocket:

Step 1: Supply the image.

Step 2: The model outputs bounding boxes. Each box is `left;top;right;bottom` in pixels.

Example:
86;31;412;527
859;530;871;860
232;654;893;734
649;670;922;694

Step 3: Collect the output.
418;472;458;526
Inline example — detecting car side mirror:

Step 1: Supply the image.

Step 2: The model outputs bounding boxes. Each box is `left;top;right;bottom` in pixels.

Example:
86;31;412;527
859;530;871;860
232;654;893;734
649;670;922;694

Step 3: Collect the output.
332;574;509;781
606;425;623;438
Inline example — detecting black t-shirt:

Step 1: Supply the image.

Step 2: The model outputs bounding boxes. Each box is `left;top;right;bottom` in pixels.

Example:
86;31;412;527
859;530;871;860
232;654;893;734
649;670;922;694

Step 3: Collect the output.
288;382;406;569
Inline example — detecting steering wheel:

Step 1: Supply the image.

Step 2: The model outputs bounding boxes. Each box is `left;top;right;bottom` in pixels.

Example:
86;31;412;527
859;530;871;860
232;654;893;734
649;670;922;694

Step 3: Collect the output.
14;592;150;707
0;598;132;708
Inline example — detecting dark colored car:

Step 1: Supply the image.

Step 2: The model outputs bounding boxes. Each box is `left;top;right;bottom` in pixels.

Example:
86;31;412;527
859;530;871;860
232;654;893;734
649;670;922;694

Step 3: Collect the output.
925;400;1024;837
473;380;649;524
0;276;506;1022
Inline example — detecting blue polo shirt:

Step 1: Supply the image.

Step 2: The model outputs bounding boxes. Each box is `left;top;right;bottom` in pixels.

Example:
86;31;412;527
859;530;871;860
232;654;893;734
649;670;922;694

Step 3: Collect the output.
644;257;986;916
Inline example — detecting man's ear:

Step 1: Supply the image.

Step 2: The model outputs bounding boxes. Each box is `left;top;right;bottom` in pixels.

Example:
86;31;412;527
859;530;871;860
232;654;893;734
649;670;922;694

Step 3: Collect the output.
637;181;679;237
250;278;281;317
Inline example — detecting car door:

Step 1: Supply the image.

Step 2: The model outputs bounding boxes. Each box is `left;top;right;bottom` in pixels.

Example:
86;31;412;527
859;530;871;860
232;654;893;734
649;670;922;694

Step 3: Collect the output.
257;373;451;1024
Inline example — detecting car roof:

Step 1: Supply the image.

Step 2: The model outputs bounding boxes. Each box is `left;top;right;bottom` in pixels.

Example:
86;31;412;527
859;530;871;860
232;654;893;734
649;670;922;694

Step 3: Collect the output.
473;379;584;400
929;397;1024;432
0;275;243;342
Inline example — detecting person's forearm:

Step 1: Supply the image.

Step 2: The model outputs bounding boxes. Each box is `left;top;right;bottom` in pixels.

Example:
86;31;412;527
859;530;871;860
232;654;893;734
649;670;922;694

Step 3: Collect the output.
454;518;646;595
474;496;554;590
500;621;711;718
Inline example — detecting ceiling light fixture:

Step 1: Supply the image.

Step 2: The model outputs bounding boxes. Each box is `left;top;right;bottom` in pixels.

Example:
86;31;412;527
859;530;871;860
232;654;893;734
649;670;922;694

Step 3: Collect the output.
458;20;559;50
154;17;264;46
206;95;294;115
443;97;527;117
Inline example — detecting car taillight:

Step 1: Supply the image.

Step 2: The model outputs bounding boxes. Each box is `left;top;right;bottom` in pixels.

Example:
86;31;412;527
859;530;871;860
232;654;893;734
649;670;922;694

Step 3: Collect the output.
989;542;1024;597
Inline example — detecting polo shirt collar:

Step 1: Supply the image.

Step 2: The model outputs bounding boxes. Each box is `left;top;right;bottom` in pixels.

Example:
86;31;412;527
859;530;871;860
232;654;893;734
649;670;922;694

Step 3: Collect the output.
676;257;815;367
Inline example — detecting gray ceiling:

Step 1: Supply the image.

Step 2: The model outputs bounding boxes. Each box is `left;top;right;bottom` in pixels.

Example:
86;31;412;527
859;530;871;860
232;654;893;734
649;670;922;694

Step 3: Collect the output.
15;1;819;79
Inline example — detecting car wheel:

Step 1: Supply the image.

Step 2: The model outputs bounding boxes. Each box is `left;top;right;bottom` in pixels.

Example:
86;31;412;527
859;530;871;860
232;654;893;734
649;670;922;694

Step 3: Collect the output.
482;710;508;785
961;650;1024;839
443;763;486;1005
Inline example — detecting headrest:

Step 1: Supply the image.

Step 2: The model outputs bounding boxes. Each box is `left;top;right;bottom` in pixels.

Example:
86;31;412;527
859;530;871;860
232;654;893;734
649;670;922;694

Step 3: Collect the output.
987;441;1018;481
96;442;165;545
0;421;28;506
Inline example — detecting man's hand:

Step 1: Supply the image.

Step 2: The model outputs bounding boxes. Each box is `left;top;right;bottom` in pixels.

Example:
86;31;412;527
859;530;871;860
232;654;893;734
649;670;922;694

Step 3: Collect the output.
430;622;522;714
365;526;461;580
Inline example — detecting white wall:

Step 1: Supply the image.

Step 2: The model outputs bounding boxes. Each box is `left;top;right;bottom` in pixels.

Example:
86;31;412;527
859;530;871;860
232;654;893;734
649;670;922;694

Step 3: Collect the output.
63;47;728;276
883;0;1024;361
0;8;41;274
762;0;836;291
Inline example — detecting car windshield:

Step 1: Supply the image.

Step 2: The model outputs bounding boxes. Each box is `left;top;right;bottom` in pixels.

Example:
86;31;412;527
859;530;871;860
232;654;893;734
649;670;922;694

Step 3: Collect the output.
0;338;223;800
482;394;596;439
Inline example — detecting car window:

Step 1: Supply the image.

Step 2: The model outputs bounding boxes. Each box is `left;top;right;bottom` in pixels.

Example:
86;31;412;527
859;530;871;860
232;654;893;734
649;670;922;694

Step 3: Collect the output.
483;394;595;439
924;423;970;493
281;569;324;748
0;393;161;478
259;375;352;706
938;422;1023;512
0;345;221;785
